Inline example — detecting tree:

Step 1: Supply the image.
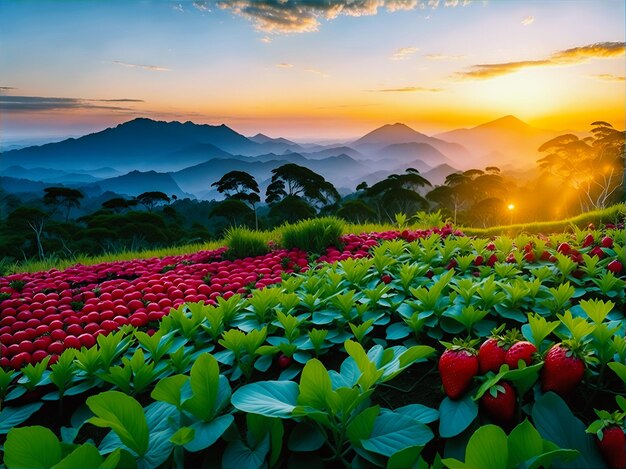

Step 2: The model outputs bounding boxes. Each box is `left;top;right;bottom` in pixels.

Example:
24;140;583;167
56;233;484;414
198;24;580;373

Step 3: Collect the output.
7;206;49;259
265;164;340;209
102;197;138;213
267;195;316;224
537;121;624;211
212;171;261;229
336;199;376;223
362;168;432;222
43;187;84;222
209;199;254;227
136;191;170;212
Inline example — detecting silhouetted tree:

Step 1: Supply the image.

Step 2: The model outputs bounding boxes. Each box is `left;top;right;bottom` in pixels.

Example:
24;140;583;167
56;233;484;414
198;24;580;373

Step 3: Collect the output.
43;187;84;222
136;191;170;211
102;197;138;213
265;164;340;210
336;199;376;223
209;199;254;227
212;170;261;229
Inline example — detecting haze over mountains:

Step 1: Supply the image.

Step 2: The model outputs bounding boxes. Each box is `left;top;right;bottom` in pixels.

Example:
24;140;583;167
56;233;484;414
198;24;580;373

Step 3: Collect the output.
0;116;561;200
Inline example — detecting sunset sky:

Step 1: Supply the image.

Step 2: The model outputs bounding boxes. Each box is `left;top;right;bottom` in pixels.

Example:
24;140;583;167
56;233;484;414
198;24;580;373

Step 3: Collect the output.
0;0;624;142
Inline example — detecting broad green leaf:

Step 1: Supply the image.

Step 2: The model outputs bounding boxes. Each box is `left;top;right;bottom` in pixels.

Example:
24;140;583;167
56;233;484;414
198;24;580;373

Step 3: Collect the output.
150;375;189;409
52;443;103;469
608;361;626;385
297;359;333;410
387;445;423;469
508;419;543;467
183;353;222;421
170;427;195;446
231;381;298;418
4;426;61;469
442;425;507;469
532;392;604;469
361;412;433;458
439;395;478;438
0;402;43;434
247;414;284;467
525;449;580;469
390;404;438;424
222;435;270;469
184;415;234;452
87;391;149;457
347;405;379;445
288;421;326;452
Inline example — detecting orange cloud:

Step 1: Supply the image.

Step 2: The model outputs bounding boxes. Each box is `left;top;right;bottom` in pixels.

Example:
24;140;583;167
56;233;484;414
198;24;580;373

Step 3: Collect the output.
113;61;170;72
592;74;625;82
390;46;419;60
457;41;625;79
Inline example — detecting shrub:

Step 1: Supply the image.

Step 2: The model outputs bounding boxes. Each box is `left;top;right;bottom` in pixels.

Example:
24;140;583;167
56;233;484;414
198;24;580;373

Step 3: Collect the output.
224;227;271;259
281;216;344;253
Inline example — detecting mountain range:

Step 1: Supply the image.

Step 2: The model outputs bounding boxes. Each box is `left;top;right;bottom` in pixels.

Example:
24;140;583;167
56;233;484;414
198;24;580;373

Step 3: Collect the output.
0;115;562;200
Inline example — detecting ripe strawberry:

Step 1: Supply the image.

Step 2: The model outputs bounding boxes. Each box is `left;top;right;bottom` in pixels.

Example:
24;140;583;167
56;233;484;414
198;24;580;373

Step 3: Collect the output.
557;242;572;255
381;274;392;284
601;236;614;249
582;233;595;248
480;381;516;423
277;354;293;369
438;340;479;399
607;260;623;274
541;342;585;395
486;254;498;267
504;341;537;369
486;243;496;251
590;246;605;259
478;337;507;374
474;255;484;266
596;426;626;469
523;251;536;263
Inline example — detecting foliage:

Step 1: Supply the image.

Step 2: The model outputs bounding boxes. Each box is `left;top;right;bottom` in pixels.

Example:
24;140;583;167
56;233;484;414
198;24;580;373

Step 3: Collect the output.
224;226;271;259
281;216;344;253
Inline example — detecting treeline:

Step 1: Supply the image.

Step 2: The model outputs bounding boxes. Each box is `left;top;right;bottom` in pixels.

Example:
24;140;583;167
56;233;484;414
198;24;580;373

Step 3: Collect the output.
0;121;623;263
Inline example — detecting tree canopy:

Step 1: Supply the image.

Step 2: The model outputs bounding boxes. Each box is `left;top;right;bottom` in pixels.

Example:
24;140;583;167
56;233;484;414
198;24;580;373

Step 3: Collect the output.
265;164;340;208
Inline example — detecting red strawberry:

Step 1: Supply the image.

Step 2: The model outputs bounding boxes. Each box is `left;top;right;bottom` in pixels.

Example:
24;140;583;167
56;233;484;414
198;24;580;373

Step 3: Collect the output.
541;342;585;395
474;255;484;266
607;260;623;274
590;246;605;259
524;251;536;263
438;340;479;399
381;274;392;284
478;338;507;374
277;354;293;369
480;381;516;423
582;233;595;248
486;254;498;267
601;236;614;249
596;426;626;469
486;243;496;251
504;341;537;369
557;242;572;255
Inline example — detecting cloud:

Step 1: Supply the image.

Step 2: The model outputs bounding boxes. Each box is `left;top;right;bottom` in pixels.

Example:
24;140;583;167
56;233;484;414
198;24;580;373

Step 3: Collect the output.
592;74;625;82
259;36;272;43
521;15;534;25
113;61;170;72
193;1;210;11
217;0;467;34
425;53;465;60
368;86;442;92
276;63;294;68
0;95;142;112
304;68;329;77
390;46;418;60
172;4;184;12
0;86;16;93
457;41;625;80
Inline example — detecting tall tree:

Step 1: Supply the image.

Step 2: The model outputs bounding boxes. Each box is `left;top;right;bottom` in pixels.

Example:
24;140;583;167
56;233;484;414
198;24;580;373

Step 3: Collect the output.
537;121;624;211
212;171;261;229
43;187;84;222
136;191;170;212
265;163;340;210
102;197;138;213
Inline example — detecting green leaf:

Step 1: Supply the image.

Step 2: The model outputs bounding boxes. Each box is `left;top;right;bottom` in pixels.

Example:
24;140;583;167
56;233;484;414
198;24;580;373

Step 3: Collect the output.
532;392;604;469
247;414;284;467
182;353;224;421
508;419;544;467
387;445;423;469
391;404;438;424
443;425;507;469
222;435;270;469
298;359;333;410
288;421;326;452
438;395;478;438
608;361;626;385
184;415;234;452
0;402;44;434
87;391;149;457
361;412;433;458
170;427;195;446
150;375;189;409
231;381;298;418
4;426;62;469
52;443;103;469
347;405;379;445
525;449;580;469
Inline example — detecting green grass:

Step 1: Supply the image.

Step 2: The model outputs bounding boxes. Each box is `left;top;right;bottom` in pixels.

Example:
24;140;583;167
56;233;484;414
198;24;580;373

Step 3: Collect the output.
281;216;345;253
224;227;272;259
5;204;623;275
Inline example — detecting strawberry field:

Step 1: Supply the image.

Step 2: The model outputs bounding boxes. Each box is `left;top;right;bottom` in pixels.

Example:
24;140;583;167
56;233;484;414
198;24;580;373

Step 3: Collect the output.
0;216;625;468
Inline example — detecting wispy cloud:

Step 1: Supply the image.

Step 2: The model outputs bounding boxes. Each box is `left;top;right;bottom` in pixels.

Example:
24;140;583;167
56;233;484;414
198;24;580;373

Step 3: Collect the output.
172;4;184;12
390;46;419;61
456;41;625;80
193;1;210;12
276;63;294;68
217;0;468;34
259;36;272;43
425;53;465;60
521;15;534;25
304;68;329;78
276;63;329;77
592;73;625;82
0;95;143;112
0;86;16;93
368;86;443;92
113;61;170;72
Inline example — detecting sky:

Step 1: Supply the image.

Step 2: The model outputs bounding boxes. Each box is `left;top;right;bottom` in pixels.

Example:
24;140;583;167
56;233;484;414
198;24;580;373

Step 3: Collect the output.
0;0;624;142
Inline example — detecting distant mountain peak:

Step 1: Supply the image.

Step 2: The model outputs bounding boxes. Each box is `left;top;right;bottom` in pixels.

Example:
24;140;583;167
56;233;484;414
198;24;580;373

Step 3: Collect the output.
474;115;531;131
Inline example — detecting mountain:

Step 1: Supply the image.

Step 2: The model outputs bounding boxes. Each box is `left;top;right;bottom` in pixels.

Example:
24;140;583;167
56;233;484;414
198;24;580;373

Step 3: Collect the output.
293;146;365;160
0;118;270;173
374;142;455;167
422;164;459;186
352;123;472;166
435;115;560;168
249;133;297;146
0;176;55;194
84;170;190;198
